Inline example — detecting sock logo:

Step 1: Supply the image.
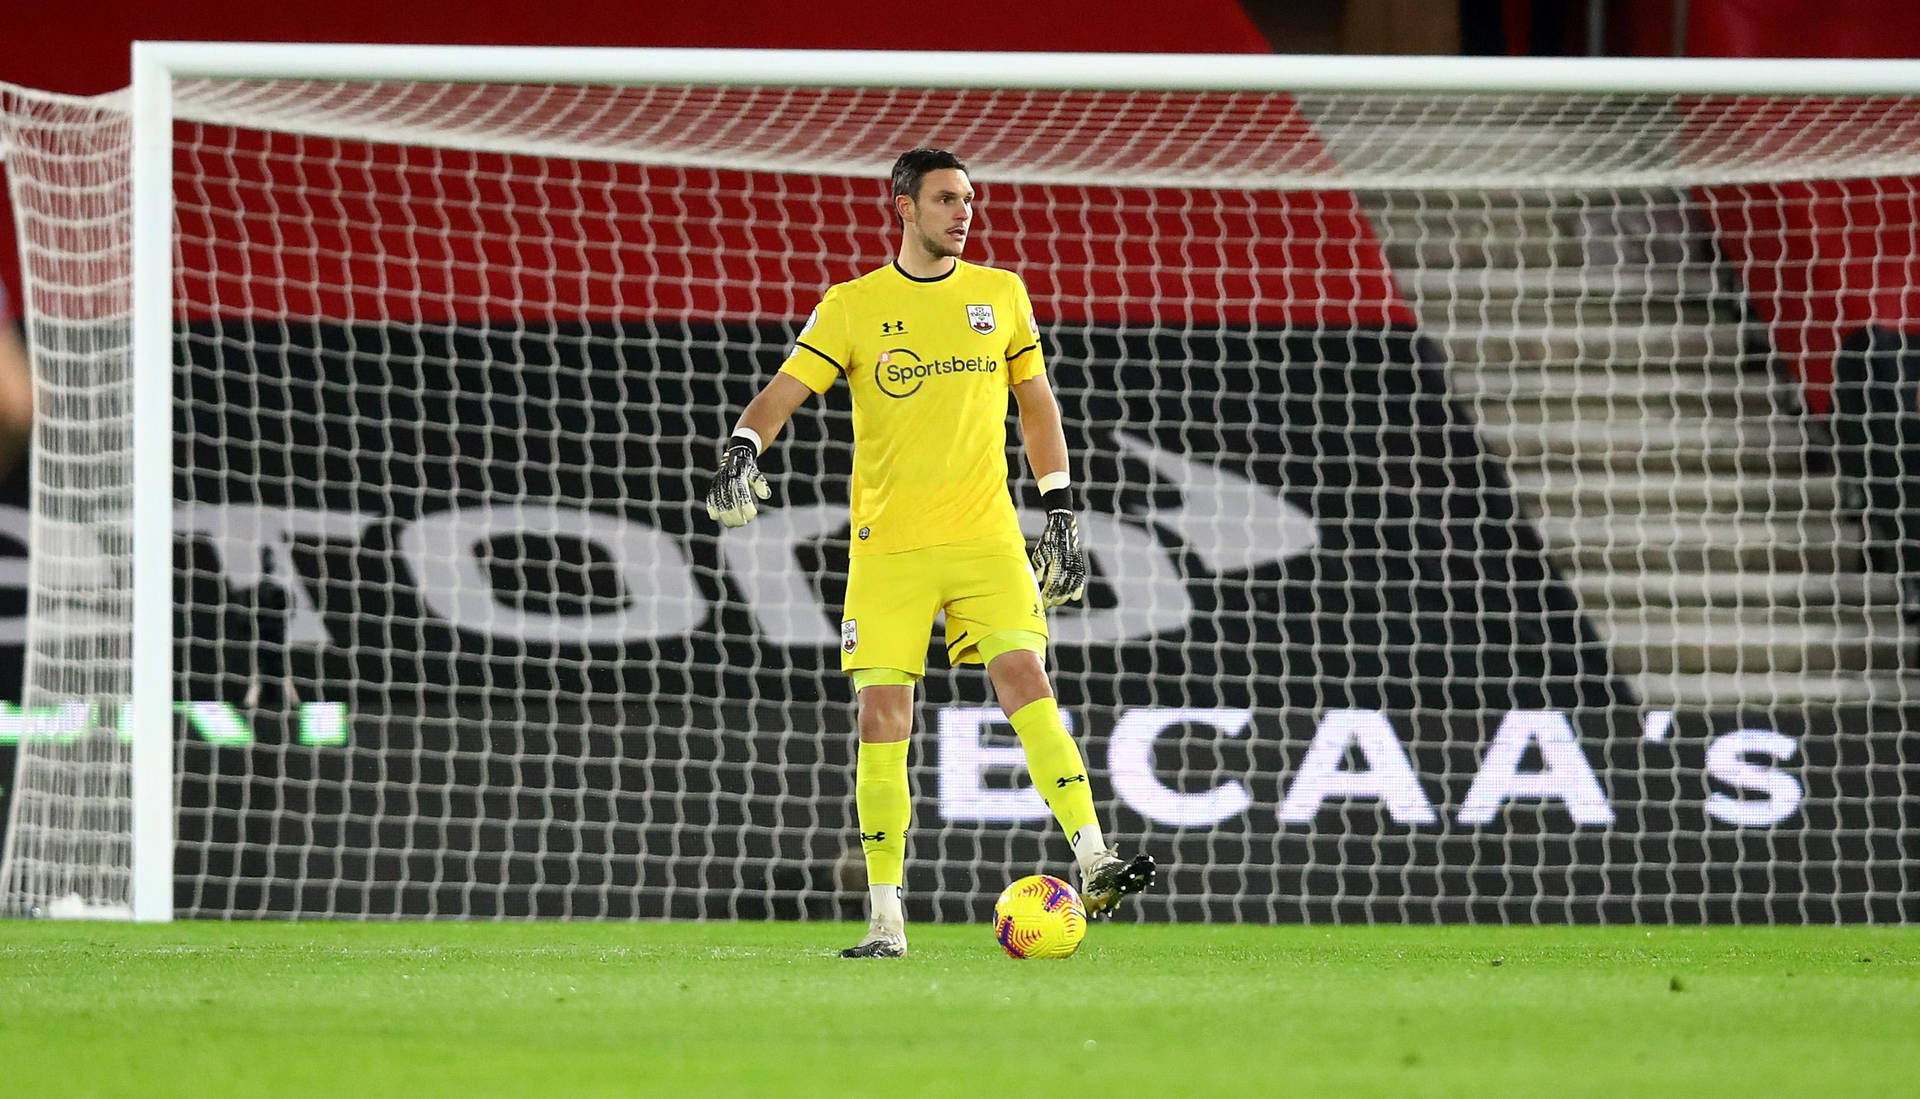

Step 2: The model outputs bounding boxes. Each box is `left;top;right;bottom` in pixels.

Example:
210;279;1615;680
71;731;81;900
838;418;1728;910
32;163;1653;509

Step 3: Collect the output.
1056;774;1088;788
859;830;887;843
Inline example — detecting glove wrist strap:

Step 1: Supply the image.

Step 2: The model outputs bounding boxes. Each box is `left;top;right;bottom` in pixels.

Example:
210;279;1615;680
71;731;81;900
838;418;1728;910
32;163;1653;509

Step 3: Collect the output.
729;426;765;455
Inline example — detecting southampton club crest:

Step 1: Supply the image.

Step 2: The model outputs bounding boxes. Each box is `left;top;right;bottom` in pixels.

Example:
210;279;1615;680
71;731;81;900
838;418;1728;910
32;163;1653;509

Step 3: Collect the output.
966;304;995;334
842;619;858;655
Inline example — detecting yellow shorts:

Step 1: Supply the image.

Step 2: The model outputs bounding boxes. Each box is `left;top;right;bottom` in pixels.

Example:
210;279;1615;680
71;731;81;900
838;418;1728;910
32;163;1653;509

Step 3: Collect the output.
840;534;1049;676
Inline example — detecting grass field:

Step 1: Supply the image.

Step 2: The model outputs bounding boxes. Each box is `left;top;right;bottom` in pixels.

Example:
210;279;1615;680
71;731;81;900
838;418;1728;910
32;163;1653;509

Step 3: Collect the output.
2;921;1915;1097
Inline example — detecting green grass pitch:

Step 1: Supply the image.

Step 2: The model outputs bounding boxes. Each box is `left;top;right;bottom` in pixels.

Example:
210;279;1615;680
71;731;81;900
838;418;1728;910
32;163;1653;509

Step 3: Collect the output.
2;921;1914;1097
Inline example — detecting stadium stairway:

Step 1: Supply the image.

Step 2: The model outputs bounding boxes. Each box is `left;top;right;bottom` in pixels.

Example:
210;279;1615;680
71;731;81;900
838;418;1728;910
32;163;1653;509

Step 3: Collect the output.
1356;188;1919;708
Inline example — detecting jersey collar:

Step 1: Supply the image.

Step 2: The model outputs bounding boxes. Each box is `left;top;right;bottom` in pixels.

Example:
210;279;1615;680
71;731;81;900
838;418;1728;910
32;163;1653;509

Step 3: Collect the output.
891;258;960;284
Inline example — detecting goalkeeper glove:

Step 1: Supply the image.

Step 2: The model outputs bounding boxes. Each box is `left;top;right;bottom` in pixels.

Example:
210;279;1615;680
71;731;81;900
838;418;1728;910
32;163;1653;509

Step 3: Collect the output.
1031;487;1087;608
705;436;771;528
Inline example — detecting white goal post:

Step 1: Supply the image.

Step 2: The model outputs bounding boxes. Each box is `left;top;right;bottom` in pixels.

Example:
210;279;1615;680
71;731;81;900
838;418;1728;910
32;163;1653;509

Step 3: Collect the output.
3;45;1918;923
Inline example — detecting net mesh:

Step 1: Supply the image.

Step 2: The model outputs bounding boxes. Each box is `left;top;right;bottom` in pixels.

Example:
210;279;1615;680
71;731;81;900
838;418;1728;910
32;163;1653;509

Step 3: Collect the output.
172;81;1920;187
3;71;1917;921
0;86;135;917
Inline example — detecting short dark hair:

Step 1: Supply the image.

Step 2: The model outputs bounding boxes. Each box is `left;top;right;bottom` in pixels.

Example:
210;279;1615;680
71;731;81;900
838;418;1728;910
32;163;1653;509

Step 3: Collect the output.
890;147;968;209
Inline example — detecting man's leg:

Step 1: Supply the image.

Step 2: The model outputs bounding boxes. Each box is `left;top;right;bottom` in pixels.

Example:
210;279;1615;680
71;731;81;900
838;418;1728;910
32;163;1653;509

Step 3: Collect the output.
984;641;1155;918
839;544;939;957
983;645;1103;863
843;675;915;958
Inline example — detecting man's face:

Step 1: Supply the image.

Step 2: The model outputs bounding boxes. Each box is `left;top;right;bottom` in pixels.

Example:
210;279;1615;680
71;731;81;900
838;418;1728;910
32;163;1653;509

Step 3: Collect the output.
900;168;973;257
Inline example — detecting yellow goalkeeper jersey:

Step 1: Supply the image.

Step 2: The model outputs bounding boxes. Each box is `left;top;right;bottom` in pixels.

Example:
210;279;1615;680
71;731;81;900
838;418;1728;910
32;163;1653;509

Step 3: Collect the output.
778;259;1046;557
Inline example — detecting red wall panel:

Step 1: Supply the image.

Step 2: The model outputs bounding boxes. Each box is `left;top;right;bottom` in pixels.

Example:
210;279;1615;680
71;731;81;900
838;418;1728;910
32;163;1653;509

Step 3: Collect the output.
1680;0;1920;414
1688;0;1920;58
171;131;1412;329
1703;178;1920;413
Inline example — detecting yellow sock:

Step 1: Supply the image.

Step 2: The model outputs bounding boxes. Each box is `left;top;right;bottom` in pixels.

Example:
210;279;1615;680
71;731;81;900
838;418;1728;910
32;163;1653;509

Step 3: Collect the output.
1009;698;1103;855
855;739;911;891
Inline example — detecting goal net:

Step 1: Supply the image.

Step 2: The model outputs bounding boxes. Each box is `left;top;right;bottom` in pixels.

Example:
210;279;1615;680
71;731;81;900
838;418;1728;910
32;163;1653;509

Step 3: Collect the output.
2;50;1916;922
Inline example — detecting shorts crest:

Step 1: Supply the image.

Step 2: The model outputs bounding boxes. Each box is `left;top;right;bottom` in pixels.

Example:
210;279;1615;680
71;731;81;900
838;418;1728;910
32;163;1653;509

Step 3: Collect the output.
841;619;859;654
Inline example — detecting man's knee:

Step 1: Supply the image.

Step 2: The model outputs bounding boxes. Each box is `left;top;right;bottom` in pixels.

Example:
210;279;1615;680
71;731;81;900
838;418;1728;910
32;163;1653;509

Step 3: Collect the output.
856;680;915;743
986;641;1052;714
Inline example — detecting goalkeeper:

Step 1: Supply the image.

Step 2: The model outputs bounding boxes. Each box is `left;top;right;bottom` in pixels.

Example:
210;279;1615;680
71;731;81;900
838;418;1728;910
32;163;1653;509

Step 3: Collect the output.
706;148;1154;958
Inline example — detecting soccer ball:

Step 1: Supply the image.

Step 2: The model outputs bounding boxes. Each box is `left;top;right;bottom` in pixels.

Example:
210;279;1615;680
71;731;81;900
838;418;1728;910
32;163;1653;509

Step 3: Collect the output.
993;874;1087;959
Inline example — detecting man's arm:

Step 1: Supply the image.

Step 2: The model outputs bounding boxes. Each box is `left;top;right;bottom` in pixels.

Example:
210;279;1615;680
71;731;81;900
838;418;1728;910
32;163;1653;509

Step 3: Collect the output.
735;372;816;449
1013;375;1068;487
706;373;815;528
1013;375;1085;606
0;324;32;483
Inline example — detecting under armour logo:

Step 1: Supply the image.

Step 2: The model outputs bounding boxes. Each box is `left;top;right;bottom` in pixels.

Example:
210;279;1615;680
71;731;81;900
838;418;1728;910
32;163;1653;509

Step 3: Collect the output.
1056;774;1088;788
859;830;887;843
880;320;907;335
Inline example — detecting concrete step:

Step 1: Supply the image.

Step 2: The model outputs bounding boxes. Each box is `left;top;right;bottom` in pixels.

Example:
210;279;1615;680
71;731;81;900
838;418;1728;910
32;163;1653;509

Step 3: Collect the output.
1481;417;1811;475
1450;374;1783;418
1363;198;1688;237
1470;406;1804;462
1398;266;1722;304
1534;514;1866;574
1569;569;1897;610
1466;387;1764;422
1410;296;1726;329
1633;671;1920;707
1437;322;1757;369
1372;235;1703;272
1446;353;1759;383
1379;237;1582;271
1369;201;1701;271
1326;148;1665;182
1602;611;1910;675
1497;441;1811;478
1370;186;1685;203
1510;470;1840;515
1354;187;1685;209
